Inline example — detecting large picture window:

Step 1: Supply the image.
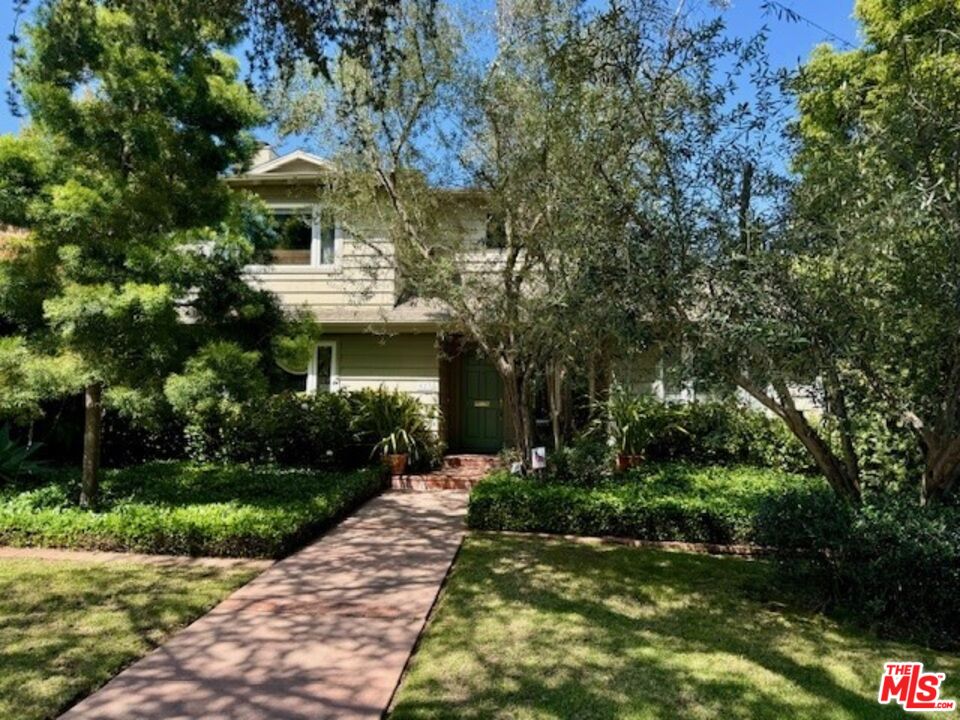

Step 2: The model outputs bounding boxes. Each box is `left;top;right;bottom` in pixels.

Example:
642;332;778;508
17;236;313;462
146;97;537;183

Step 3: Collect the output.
268;207;337;267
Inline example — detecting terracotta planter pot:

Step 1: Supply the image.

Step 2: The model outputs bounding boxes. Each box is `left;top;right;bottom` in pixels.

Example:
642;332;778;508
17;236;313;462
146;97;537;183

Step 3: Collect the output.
616;453;644;472
385;453;409;476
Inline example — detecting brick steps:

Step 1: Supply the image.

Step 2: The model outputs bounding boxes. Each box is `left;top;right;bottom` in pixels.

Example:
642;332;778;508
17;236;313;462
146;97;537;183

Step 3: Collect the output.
389;454;501;491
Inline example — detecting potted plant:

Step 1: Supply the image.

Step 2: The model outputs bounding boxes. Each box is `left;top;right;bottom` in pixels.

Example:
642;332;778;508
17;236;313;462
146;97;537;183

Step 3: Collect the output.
373;428;420;476
612;425;645;471
604;386;687;472
353;387;435;475
602;385;645;471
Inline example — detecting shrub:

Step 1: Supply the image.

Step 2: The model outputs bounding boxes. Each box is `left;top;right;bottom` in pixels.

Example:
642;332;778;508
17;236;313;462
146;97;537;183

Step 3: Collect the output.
757;488;960;650
548;438;612;486
349;387;442;470
165;342;268;461
597;390;812;473
221;391;356;467
469;464;815;545
753;485;854;552
0;424;42;483
174;386;442;470
0;462;385;557
835;501;960;649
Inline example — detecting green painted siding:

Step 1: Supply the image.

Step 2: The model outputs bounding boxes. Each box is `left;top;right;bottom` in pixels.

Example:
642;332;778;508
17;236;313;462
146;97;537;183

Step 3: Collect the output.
327;333;440;410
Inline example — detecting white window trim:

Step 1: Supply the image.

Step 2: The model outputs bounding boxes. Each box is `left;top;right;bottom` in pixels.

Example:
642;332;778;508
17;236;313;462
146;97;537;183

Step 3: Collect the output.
247;203;343;273
307;341;340;393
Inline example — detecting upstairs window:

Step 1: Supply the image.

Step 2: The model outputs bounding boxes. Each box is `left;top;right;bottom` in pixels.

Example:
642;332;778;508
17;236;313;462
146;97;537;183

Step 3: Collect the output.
268;208;337;267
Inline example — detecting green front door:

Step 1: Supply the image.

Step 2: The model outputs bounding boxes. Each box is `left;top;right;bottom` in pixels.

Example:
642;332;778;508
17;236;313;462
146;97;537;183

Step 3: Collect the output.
461;352;503;452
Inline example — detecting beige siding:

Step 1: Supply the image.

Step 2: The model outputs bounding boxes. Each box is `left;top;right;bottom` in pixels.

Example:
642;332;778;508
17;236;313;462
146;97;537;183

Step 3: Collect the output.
615;347;662;397
246;235;397;313
330;333;440;409
238;173;497;321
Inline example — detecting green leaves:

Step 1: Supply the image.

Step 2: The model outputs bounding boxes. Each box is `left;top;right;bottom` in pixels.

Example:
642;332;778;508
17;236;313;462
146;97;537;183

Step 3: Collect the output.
164;341;267;422
0;424;43;483
0;462;384;557
0;337;83;422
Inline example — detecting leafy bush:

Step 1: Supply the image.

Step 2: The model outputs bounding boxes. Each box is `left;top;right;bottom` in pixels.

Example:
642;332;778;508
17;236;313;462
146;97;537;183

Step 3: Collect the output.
469;463;817;545
754;485;853;552
165;342;268;461
170;385;442;471
596;390;812;473
836;501;960;649
348;387;441;470
221;391;357;468
548;438;612;487
0;424;42;483
604;385;688;456
0;462;385;557
757;489;960;649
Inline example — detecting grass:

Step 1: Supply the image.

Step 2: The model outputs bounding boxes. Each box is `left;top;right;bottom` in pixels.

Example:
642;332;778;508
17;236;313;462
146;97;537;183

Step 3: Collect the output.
468;463;820;544
0;556;256;720
0;461;384;557
390;536;960;720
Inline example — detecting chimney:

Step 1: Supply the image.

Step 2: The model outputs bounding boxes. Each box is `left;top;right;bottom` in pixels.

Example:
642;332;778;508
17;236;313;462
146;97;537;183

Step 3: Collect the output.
251;142;278;168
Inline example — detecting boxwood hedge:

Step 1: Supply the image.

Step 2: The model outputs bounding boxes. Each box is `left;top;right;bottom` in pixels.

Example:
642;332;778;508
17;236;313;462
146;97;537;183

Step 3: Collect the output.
468;463;820;545
0;462;385;557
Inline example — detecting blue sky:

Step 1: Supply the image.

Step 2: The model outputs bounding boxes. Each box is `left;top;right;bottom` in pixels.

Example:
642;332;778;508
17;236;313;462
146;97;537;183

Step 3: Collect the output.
0;1;861;143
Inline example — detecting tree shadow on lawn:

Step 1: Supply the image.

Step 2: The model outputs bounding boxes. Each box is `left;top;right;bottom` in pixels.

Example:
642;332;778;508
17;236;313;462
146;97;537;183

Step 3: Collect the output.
391;536;959;720
0;559;252;720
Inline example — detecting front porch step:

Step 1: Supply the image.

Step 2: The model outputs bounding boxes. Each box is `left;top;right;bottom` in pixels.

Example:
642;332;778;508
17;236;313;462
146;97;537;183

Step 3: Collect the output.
391;454;502;491
390;475;482;491
441;454;501;470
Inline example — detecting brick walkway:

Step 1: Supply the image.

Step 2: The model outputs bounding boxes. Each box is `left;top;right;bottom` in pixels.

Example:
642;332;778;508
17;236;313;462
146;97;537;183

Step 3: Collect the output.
60;491;468;720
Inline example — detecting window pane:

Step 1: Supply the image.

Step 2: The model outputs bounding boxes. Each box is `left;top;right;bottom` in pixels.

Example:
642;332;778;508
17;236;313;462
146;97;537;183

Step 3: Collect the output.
319;214;336;265
315;346;333;393
271;212;312;265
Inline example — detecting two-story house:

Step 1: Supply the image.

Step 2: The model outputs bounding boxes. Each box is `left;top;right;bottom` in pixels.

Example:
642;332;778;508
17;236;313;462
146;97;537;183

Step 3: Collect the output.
229;146;512;453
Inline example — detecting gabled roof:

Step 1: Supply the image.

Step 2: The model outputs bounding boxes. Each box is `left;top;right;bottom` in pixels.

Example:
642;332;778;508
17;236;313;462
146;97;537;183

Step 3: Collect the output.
245;150;332;175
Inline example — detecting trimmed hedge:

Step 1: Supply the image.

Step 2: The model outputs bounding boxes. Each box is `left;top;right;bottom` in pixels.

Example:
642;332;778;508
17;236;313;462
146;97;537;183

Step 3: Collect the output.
470;465;960;649
756;490;960;650
0;462;385;557
468;463;819;545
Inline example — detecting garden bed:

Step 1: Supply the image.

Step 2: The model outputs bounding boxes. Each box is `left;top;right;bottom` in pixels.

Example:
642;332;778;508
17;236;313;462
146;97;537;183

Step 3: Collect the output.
0;462;385;557
468;462;819;545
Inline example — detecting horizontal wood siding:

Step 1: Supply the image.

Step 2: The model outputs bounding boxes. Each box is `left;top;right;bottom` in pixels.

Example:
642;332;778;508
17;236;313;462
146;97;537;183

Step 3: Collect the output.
330;333;440;410
246;236;396;312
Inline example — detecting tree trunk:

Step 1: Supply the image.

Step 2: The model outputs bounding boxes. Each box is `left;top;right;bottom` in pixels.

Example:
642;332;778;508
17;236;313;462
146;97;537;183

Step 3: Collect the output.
920;437;960;506
80;382;103;509
736;375;862;504
499;360;533;465
546;361;565;451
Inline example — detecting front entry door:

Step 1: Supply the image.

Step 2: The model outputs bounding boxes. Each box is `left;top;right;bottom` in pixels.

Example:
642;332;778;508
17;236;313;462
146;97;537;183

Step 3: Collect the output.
461;352;503;452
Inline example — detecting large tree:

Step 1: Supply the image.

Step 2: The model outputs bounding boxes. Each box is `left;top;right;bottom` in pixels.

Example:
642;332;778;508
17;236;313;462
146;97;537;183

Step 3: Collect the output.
791;0;960;505
699;0;960;506
279;0;765;461
0;1;264;505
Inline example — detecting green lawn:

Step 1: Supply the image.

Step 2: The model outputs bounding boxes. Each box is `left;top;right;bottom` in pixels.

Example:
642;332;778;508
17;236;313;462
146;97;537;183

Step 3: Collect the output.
390;536;960;719
0;461;384;557
0;557;256;720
